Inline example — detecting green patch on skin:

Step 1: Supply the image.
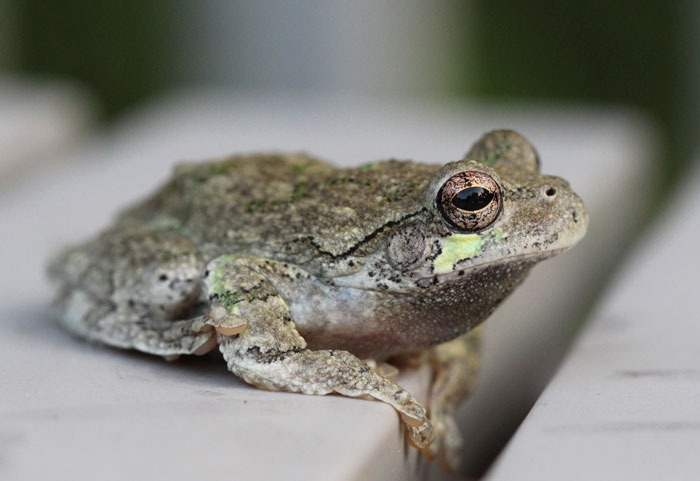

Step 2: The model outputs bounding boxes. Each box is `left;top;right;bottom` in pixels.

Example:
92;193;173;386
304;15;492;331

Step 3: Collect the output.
190;163;237;184
489;228;508;240
433;229;509;274
328;177;350;185
210;256;246;313
210;254;240;293
386;181;419;202
481;136;513;167
220;291;242;312
158;250;175;263
179;202;194;225
245;198;287;212
245;199;267;213
358;162;375;170
209;255;271;314
292;182;310;200
434;234;484;274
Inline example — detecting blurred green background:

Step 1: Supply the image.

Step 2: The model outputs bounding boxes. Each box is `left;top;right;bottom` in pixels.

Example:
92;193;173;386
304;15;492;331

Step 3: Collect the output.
466;1;695;194
10;1;170;119
6;0;697;195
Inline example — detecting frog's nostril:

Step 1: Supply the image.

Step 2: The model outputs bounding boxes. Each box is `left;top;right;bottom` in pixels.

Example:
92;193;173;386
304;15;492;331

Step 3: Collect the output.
545;187;557;197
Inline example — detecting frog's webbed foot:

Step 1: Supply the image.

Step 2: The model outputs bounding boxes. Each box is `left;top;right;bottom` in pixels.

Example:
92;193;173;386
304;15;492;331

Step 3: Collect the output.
422;326;482;471
206;254;434;448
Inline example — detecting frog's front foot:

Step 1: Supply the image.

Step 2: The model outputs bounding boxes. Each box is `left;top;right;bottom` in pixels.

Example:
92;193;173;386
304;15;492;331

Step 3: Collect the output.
386;388;433;448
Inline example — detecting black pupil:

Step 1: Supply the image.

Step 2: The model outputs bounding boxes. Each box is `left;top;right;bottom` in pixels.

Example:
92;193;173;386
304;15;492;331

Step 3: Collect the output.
452;187;493;211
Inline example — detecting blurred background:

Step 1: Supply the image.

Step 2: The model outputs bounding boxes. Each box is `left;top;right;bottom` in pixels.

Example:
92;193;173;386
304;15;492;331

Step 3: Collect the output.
3;0;697;190
1;1;698;479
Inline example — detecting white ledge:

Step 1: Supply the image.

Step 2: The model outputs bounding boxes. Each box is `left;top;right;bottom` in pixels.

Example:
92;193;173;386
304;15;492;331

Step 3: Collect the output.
0;91;657;480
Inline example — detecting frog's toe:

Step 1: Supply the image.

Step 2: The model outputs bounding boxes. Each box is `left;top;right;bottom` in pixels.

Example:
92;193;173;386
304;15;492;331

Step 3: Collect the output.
439;414;463;472
204;305;248;336
394;391;426;427
421;418;444;460
376;362;399;382
406;418;435;449
421;412;462;471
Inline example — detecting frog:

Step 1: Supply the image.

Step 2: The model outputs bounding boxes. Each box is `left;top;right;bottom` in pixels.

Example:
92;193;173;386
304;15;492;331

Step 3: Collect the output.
47;130;588;470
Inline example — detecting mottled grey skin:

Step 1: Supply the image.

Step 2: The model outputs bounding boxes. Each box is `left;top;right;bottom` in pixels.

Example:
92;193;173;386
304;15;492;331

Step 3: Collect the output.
48;130;587;470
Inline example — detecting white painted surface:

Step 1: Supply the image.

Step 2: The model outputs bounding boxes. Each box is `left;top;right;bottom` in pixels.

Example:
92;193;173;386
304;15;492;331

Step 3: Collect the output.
487;159;700;480
0;91;656;480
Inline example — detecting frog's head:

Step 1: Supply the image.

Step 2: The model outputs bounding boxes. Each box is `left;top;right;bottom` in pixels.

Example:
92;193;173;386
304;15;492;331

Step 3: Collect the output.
334;130;587;294
326;130;588;353
409;129;589;281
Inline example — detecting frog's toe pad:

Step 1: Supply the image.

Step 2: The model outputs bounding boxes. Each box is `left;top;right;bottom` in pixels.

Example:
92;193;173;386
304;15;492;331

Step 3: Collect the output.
406;419;435;449
206;305;247;336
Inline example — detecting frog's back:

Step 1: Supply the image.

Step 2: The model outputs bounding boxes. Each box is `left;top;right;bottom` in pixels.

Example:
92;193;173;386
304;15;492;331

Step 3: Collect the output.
118;153;436;262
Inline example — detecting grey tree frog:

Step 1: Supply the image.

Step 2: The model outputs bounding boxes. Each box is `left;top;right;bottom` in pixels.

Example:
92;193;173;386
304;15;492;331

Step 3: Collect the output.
48;130;588;469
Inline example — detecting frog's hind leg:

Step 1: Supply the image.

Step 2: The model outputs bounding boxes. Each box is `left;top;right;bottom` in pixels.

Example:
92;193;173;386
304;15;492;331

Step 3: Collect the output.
204;254;435;449
423;326;482;471
48;226;217;357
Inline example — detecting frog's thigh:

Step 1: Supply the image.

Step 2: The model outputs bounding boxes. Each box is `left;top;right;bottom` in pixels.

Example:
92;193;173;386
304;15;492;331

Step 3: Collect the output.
55;283;218;357
206;254;434;448
425;326;483;470
50;227;215;356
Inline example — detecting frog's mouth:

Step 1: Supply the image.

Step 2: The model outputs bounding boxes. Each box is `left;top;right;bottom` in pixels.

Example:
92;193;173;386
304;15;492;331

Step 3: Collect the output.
420;205;587;283
414;248;564;288
333;207;588;294
332;247;566;295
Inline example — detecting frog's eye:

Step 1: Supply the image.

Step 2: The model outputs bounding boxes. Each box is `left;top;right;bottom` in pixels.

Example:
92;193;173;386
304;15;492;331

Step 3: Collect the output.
437;171;502;231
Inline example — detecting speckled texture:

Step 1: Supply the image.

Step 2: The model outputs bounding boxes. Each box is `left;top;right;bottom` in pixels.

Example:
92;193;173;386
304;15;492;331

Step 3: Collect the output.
47;130;588;470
